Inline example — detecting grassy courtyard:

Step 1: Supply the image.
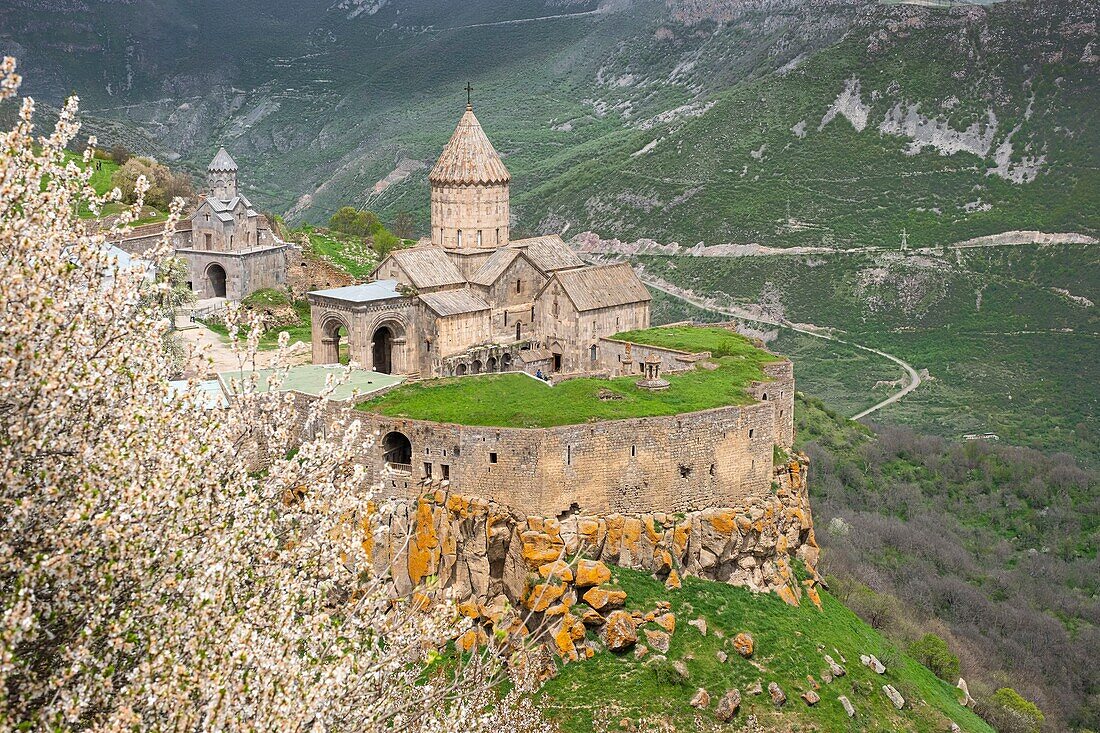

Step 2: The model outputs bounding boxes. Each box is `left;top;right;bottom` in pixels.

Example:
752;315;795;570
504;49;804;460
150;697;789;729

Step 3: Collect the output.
357;327;781;427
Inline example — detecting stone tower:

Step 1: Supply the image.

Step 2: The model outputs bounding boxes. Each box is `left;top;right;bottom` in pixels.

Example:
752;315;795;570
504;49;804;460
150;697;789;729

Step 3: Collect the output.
207;147;239;201
429;104;510;249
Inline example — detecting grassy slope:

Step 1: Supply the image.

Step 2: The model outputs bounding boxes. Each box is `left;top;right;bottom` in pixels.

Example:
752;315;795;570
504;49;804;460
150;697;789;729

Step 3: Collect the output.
358;327;777;427
301;227;379;280
540;566;990;732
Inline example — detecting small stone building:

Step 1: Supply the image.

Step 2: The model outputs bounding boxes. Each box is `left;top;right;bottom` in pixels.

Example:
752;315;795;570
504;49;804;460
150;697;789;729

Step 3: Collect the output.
307;103;651;376
112;148;288;302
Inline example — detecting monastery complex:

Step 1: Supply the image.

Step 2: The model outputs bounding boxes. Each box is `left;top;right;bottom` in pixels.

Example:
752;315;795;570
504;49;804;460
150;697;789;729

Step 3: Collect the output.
306;103;652;378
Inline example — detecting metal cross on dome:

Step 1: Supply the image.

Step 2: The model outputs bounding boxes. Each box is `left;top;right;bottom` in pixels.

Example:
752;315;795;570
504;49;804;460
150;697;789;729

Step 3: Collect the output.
465;81;473;107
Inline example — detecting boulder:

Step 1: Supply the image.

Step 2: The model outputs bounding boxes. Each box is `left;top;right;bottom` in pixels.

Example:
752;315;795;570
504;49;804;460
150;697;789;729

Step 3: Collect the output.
883;684;905;710
655;612;676;633
602;610;638;652
716;650;728;663
839;695;855;718
714;689;742;721
824;654;845;677
821;671;833;684
525;583;565;612
747;680;763;696
733;632;754;658
634;644;649;660
801;690;820;706
643;629;671;654
538;559;574;583
687;618;707;636
860;654;886;674
581;586;626;611
690;688;710;709
768;682;786;707
957;678;975;707
673;660;690;680
580;608;605;626
575;559;611;587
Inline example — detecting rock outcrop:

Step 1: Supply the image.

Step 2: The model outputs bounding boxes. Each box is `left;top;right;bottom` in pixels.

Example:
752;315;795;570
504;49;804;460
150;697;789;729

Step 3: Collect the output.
356;456;819;616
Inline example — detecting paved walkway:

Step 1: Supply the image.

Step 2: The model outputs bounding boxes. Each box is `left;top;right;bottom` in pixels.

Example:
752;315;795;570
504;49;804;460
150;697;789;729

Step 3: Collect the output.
177;321;311;379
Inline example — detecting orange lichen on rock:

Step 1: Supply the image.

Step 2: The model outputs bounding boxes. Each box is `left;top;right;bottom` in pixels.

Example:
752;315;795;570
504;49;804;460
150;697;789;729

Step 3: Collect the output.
407;499;441;585
538;559;574;583
575;559;612;587
525;583;565;612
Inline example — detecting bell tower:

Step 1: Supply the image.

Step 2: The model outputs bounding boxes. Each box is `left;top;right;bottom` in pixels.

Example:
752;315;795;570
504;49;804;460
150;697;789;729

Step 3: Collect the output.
207;147;238;201
428;94;510;249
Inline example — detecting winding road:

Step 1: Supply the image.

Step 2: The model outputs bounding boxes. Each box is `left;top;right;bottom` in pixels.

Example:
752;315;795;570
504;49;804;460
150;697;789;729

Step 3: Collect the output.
640;278;921;421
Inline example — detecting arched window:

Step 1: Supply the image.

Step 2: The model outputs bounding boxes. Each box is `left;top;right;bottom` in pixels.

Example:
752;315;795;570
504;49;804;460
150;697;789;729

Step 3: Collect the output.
516;322;522;340
477;230;483;246
589;345;597;361
457;230;463;248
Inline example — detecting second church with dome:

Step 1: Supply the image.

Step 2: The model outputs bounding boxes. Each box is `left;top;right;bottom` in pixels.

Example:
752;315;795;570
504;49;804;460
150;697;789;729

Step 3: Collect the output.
307;102;652;378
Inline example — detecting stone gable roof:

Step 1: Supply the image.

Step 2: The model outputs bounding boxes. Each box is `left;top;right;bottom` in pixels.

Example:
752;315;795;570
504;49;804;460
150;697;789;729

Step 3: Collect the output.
419;288;491;317
508;235;584;274
429;106;510;186
548;262;651;313
208;147;238;172
381;246;466;290
469;248;522;287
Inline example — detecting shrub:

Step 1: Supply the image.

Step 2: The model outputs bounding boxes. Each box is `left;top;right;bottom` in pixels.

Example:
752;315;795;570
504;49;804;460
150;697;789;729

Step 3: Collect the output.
110;157;192;209
908;633;960;682
109;143;132;165
373;228;402;258
978;687;1045;733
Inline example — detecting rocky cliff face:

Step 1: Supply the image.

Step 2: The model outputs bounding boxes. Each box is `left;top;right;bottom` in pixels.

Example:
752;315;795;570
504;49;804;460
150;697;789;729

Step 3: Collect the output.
360;456;820;630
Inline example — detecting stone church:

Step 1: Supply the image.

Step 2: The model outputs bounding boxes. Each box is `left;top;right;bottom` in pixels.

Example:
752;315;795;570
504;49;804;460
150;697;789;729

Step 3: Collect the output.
113;148;287;301
307;103;651;377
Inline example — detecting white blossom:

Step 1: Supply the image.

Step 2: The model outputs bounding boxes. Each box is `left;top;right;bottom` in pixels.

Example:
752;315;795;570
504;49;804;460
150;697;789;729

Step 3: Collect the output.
0;58;548;733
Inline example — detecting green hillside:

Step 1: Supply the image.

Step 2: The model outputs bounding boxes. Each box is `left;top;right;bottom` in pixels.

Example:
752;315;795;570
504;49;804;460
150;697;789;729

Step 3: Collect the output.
540;565;990;732
638;243;1100;463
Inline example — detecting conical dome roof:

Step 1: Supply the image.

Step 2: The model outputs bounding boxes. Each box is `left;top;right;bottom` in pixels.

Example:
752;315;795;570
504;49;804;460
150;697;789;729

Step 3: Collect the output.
208;147;238;172
429;106;510;186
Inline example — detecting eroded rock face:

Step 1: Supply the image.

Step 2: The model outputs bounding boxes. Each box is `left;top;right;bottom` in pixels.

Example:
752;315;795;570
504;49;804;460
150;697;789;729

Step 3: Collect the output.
354;456;818;614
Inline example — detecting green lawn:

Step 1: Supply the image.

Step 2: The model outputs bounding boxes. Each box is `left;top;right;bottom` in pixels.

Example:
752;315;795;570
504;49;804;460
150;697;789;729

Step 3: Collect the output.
358;327;780;427
540;566;991;732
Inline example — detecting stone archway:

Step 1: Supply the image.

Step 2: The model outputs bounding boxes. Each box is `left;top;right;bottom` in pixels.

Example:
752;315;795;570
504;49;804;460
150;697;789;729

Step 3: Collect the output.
501;353;513;371
486;356;497;373
205;263;227;298
456;363;468;376
372;326;394;373
550;342;564;373
471;359;482;374
318;316;350;365
381;431;412;473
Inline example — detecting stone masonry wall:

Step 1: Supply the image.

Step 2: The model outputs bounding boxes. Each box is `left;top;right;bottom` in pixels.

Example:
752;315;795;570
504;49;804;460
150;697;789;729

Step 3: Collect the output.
345;401;780;517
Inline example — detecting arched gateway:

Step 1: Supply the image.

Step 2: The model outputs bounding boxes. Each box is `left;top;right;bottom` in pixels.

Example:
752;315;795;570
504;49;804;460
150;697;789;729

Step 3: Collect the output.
381;431;412;473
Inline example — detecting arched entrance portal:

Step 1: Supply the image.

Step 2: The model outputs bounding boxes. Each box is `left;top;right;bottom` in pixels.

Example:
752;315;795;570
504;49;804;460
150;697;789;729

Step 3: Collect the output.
471;359;482;374
319;317;349;364
372;326;395;374
381;431;412;473
501;353;513;371
206;263;227;298
455;363;467;376
486;356;497;372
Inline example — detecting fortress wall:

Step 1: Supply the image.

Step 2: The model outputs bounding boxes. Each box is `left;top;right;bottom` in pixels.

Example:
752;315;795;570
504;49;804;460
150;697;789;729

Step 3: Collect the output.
755;361;795;451
345;400;778;516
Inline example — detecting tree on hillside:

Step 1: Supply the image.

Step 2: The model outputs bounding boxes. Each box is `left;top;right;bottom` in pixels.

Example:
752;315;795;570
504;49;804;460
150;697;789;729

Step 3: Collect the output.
109;143;131;164
391;210;416;239
373;227;403;259
908;633;960;682
0;57;543;732
110;156;193;209
329;206;380;237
